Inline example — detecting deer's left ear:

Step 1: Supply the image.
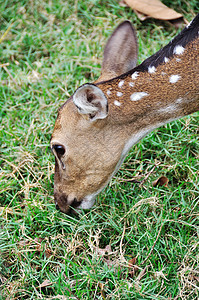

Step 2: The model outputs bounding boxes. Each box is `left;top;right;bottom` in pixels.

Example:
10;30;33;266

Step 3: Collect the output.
73;84;108;121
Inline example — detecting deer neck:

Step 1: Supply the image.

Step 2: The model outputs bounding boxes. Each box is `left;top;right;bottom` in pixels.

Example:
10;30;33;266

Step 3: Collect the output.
95;37;199;161
97;38;199;135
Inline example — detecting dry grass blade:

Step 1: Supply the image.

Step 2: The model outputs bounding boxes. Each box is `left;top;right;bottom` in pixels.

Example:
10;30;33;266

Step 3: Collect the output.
140;222;164;265
139;162;161;187
37;279;54;289
0;22;14;43
64;287;81;300
2;65;19;88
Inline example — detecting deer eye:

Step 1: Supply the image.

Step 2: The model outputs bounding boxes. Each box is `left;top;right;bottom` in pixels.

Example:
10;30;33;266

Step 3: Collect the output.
53;144;65;157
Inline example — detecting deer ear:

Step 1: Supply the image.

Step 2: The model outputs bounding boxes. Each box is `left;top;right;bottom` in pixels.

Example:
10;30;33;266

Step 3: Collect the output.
73;84;108;121
97;21;138;82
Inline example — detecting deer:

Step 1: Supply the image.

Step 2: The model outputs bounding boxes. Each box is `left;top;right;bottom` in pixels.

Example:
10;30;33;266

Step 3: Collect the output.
51;14;199;214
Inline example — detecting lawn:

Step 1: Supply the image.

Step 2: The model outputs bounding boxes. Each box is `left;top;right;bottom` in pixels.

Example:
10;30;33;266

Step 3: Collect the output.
0;0;198;299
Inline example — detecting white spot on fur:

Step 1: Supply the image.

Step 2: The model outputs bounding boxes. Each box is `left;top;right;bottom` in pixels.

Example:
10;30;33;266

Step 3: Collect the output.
176;58;181;62
117;91;123;97
131;72;139;80
173;45;185;55
169;75;181;84
148;66;156;73
176;97;183;103
129;82;134;87
164;57;169;63
107;89;112;96
118;80;124;88
114;100;121;106
186;19;193;28
78;194;96;210
130;92;148;101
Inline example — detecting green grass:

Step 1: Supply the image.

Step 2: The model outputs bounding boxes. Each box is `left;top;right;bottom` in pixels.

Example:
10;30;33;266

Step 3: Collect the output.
0;1;198;299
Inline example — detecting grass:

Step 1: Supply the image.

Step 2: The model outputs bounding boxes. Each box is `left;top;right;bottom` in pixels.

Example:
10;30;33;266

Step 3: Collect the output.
0;0;198;299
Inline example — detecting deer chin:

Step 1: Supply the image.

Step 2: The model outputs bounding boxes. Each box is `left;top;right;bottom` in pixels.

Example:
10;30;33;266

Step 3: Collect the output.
77;194;96;210
54;190;98;214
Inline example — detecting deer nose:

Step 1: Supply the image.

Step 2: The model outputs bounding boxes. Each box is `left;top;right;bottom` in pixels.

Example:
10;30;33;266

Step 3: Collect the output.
70;198;82;208
55;203;60;211
54;192;82;213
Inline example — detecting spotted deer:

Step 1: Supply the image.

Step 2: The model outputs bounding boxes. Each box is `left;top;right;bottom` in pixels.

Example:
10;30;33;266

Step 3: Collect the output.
51;14;199;214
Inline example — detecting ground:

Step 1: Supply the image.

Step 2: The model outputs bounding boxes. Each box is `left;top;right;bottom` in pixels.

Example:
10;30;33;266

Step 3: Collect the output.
0;1;198;299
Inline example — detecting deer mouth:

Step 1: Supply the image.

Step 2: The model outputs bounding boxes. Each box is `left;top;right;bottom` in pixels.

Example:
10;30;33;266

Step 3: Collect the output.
54;192;96;214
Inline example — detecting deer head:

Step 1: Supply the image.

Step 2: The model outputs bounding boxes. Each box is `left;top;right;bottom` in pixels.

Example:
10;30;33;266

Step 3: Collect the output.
51;15;199;213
